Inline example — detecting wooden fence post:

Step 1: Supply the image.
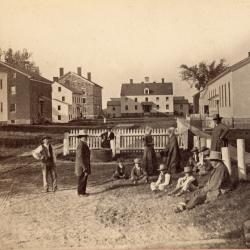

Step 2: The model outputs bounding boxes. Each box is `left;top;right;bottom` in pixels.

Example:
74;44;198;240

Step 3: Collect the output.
206;138;211;149
237;139;247;180
221;147;232;176
193;136;200;149
63;132;69;156
200;137;206;148
116;130;121;154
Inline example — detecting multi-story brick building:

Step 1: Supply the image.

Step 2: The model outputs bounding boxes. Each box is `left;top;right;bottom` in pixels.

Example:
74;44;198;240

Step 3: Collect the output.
54;67;102;120
106;98;121;118
120;77;173;117
173;96;190;116
0;61;52;124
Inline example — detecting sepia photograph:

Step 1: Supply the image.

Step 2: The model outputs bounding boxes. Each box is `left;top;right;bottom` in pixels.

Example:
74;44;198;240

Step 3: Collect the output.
0;0;250;249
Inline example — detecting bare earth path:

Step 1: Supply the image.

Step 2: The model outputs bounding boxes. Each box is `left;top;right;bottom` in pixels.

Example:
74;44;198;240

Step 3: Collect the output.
0;159;247;250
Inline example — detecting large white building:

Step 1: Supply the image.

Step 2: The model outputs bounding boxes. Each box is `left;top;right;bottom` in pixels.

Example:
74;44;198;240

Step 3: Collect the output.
52;67;103;123
198;53;250;119
120;77;173;117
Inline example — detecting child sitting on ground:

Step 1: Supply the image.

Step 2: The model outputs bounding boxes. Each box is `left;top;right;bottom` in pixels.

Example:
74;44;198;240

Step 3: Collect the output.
112;158;128;180
167;166;198;196
150;163;171;192
130;158;148;185
188;147;199;173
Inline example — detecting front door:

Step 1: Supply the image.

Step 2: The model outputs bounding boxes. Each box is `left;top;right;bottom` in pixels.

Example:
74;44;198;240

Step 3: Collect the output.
143;105;151;113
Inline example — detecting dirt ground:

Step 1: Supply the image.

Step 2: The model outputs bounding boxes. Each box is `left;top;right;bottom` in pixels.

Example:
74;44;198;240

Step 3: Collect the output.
0;154;249;250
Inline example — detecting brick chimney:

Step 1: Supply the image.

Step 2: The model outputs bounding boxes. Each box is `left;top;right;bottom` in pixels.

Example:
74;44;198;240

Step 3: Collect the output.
59;67;64;77
162;78;165;83
53;77;59;82
145;76;150;82
77;67;82;76
87;72;91;81
130;79;133;84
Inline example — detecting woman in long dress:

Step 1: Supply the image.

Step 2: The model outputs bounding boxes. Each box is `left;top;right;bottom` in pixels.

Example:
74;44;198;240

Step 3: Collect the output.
142;126;158;176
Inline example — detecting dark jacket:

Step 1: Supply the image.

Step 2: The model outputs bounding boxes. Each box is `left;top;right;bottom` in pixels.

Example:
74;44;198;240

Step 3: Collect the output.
211;123;229;151
165;134;181;173
131;166;148;180
75;141;91;177
101;131;115;148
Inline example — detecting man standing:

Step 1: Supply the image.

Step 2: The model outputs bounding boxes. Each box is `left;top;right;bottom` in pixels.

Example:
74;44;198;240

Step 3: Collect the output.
75;130;91;197
32;136;57;192
165;127;181;174
211;114;229;151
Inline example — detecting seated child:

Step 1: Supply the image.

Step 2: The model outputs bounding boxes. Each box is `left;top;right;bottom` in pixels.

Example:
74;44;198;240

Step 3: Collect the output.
112;158;128;180
167;166;198;196
130;158;148;185
150;163;171;191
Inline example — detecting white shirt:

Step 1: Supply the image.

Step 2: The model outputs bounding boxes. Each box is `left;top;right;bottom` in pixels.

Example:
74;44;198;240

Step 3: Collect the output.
32;144;57;162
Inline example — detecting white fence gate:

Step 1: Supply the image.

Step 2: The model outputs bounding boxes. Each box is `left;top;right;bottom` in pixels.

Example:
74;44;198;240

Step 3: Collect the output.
63;128;187;155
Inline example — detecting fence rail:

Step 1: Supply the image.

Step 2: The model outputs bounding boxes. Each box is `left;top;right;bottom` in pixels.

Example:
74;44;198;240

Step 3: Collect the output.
64;128;187;154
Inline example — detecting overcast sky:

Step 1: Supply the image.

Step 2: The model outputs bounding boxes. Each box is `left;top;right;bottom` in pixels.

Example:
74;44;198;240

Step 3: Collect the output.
1;0;250;107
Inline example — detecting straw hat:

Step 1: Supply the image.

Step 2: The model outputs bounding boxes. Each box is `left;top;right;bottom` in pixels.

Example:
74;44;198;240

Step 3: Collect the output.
77;130;88;138
157;163;168;171
205;151;222;161
134;158;141;164
199;146;209;153
213;114;223;120
41;136;52;141
191;147;199;153
184;166;192;173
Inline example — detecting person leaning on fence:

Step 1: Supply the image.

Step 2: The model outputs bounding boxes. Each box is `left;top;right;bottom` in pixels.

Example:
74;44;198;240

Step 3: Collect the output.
174;151;232;213
131;158;149;185
32;136;57;193
75;130;91;197
167;166;198;197
150;163;171;192
112;158;128;180
211;114;229;152
165;127;181;174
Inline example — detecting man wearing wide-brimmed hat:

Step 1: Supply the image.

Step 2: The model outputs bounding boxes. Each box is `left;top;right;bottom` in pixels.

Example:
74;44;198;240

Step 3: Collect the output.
32;135;57;192
75;130;91;197
174;151;232;213
211;114;229;151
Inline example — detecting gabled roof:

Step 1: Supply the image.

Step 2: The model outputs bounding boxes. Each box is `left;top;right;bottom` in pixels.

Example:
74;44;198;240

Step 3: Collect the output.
107;100;121;106
207;55;250;86
121;82;173;96
53;81;82;94
174;96;189;104
0;60;52;84
59;72;102;89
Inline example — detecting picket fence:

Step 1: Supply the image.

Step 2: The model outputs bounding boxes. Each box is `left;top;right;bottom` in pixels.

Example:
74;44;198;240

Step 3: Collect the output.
64;128;187;154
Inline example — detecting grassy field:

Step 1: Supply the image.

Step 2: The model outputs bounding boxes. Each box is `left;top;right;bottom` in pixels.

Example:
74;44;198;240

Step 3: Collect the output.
0;153;249;249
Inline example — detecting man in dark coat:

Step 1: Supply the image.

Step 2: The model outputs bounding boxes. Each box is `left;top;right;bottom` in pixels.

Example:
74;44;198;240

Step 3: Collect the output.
174;150;232;213
165;127;181;174
75;130;91;197
211;114;229;151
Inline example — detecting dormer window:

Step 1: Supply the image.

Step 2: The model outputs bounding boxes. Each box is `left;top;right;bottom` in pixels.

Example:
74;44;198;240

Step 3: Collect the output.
144;88;149;95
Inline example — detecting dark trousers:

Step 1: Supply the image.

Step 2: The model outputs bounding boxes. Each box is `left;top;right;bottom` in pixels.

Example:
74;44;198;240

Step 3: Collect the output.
185;189;207;210
42;163;57;191
77;173;88;195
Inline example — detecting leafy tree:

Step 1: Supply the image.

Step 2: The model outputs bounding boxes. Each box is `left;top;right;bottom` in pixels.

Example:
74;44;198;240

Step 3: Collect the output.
180;59;228;90
2;48;40;74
